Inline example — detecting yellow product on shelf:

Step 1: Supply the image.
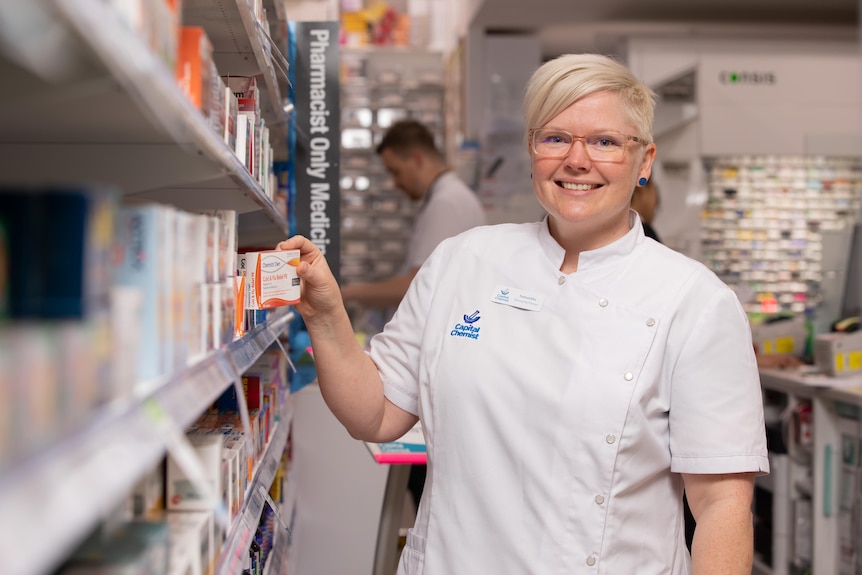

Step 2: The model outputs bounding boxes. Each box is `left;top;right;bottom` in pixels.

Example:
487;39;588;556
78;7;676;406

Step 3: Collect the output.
340;12;369;46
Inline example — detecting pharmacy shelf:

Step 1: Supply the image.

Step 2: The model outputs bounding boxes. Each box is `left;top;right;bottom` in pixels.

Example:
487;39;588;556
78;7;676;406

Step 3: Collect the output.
0;309;294;575
0;0;287;235
216;398;294;575
184;0;290;158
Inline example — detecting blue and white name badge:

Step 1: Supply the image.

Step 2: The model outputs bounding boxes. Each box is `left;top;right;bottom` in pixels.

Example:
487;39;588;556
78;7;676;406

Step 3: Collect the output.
491;285;544;312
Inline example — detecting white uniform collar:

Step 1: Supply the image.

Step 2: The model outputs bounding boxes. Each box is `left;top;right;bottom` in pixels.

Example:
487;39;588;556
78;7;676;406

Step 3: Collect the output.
537;210;646;273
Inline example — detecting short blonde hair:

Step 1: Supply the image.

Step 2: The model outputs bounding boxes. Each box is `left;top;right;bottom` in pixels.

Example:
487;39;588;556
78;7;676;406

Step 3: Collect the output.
523;54;656;144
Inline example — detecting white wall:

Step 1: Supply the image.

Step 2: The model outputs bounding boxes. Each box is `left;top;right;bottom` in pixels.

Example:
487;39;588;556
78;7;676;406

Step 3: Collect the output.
627;38;862;260
628;38;861;157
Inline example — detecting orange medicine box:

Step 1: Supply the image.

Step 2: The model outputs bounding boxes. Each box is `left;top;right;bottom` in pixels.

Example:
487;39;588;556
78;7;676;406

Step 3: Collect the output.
176;26;213;115
245;250;301;309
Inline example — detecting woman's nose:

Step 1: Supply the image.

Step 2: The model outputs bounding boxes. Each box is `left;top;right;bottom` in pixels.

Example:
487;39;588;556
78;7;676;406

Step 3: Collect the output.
565;138;592;169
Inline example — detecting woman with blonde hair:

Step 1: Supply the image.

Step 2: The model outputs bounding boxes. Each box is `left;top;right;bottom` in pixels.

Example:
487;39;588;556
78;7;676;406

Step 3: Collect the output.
277;53;767;574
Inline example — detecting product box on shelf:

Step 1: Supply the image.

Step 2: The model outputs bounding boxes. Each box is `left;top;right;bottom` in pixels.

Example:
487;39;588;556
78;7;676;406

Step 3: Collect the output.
224;437;246;502
209;64;226;140
235;113;251;169
233;273;245;340
203;210;237;281
167;510;215;575
222;446;238;520
225;75;259;103
166;432;224;512
114;204;172;386
167;526;198;575
218;279;235;347
187;214;209;362
243;374;263;411
203;215;219;285
0;189;115;320
208;283;221;350
176;26;214;116
249;347;287;421
6;325;58;454
237;98;258;176
223;85;238;151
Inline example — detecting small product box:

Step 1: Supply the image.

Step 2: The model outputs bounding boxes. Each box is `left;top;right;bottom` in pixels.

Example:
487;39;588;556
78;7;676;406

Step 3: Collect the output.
176;26;213;115
166;432;224;511
242;374;263;411
233;273;245;340
223;86;238;150
245;250;300;309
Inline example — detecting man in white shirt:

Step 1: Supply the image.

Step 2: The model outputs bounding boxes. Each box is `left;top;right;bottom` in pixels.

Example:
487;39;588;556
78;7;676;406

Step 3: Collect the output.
341;120;486;308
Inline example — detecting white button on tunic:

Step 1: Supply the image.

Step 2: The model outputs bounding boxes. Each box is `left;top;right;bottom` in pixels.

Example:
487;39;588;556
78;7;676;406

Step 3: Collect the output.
371;216;769;575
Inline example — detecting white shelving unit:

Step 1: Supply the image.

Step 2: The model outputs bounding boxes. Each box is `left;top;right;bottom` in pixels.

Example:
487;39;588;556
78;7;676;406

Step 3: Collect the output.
0;309;294;575
0;1;296;573
217;394;294;575
758;368;862;575
0;0;288;235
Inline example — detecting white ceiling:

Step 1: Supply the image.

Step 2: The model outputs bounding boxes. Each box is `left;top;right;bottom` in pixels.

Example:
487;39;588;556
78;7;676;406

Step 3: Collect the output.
470;0;859;58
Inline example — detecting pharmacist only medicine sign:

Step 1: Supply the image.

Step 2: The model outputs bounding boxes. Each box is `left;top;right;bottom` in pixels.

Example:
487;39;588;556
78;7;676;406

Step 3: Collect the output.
289;20;341;283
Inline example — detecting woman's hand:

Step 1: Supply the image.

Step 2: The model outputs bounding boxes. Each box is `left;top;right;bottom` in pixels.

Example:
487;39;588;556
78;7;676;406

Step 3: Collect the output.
276;235;343;321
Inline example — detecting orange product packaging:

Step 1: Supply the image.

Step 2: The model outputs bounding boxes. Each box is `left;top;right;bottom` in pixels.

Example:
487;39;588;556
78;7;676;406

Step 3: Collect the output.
176;26;213;115
244;250;301;309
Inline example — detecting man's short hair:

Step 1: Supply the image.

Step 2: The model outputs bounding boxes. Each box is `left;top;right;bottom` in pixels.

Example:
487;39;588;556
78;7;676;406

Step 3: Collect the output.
376;119;440;159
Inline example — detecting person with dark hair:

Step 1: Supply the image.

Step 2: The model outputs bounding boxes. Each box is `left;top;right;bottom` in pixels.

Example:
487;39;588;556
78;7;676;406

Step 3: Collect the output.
277;54;767;574
341;119;485;308
342;119;485;511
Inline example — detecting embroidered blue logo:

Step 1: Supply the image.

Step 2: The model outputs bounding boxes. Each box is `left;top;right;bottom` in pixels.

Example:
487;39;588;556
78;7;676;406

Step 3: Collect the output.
451;310;481;340
463;310;481;324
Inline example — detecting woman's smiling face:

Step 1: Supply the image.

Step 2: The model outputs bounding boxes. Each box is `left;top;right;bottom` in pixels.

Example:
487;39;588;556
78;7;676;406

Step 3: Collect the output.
530;90;655;249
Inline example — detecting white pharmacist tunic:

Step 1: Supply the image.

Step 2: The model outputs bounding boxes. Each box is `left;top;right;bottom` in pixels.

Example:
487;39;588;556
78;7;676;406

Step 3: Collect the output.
369;214;769;575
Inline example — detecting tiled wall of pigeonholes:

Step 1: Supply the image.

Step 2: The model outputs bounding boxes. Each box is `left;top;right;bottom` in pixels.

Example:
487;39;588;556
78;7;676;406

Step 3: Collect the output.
701;156;862;316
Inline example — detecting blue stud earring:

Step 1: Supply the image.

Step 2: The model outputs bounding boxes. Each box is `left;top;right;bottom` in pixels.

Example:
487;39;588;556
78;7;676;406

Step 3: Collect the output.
638;177;648;186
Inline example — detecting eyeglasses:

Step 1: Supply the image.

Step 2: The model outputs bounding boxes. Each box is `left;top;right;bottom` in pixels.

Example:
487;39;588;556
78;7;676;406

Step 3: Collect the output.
529;128;645;162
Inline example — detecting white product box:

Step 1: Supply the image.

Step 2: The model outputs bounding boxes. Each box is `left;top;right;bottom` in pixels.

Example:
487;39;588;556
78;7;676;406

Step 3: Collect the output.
245;250;301;309
203;210;237;281
167;519;200;575
166;432;224;511
168;510;215;575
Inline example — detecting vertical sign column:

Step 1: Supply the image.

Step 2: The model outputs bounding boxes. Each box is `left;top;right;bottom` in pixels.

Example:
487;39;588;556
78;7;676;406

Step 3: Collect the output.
289;21;341;283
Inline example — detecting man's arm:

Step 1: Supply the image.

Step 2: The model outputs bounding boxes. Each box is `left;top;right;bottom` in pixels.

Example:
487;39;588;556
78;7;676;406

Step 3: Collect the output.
683;472;756;574
341;268;420;309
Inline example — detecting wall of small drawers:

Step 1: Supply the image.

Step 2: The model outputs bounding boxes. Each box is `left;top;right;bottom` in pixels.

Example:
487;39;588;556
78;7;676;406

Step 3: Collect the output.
701;156;862;317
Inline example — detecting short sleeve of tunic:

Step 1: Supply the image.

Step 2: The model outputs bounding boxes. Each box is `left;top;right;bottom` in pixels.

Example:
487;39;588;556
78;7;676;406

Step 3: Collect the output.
369;235;452;415
669;280;769;475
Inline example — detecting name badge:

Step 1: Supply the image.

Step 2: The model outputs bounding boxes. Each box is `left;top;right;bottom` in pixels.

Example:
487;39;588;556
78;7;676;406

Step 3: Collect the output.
490;285;544;312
